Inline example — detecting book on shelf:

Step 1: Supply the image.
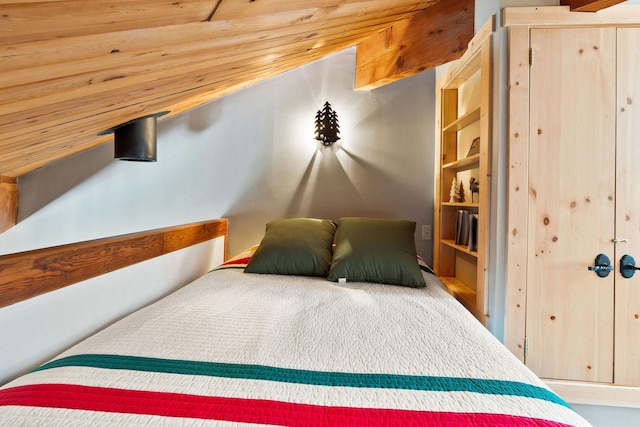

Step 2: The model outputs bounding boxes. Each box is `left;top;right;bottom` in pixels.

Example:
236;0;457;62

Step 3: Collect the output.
455;209;478;251
455;209;468;246
468;213;478;252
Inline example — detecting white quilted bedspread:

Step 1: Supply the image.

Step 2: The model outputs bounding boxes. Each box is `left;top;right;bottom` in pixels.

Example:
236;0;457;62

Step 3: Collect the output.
0;267;591;426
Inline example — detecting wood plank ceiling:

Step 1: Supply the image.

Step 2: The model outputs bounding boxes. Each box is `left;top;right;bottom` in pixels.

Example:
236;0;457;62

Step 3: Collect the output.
0;0;620;233
0;0;477;233
1;0;457;179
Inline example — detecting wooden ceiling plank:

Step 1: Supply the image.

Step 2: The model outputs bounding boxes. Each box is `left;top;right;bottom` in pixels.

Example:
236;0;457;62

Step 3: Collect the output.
0;9;416;117
213;0;437;19
559;0;627;12
0;0;74;4
0;35;352;133
213;1;432;33
1;2;423;73
0;30;368;167
0;60;317;176
355;0;474;90
0;0;216;45
0;0;430;48
0;9;417;91
0;31;366;141
0;0;441;178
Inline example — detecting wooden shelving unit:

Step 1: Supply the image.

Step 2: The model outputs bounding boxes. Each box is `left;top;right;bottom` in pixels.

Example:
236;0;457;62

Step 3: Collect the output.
433;17;494;325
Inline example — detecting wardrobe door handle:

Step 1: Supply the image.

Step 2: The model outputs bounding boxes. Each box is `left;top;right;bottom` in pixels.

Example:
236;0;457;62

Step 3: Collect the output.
587;254;613;278
620;254;640;279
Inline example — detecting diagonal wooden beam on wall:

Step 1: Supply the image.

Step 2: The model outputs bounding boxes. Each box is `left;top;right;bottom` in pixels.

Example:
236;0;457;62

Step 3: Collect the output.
354;0;474;91
0;176;18;234
560;0;627;12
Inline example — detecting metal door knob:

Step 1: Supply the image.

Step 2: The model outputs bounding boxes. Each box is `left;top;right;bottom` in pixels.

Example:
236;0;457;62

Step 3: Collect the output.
587;254;613;278
620;254;640;279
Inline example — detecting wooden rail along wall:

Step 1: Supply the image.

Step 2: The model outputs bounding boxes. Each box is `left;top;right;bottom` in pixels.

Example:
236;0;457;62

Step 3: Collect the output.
0;218;228;309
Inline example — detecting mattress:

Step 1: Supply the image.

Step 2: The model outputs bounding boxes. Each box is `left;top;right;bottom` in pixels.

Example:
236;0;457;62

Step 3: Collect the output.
0;251;590;426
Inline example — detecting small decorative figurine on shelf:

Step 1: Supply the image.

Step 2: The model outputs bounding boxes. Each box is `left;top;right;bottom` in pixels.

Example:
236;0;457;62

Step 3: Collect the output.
458;181;465;203
470;177;480;203
449;177;458;202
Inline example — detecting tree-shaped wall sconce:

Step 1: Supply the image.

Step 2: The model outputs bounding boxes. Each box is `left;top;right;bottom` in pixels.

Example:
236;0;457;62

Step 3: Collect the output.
314;102;340;146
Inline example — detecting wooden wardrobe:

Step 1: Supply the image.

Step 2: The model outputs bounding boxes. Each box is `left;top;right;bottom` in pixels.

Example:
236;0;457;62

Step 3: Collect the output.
505;6;640;407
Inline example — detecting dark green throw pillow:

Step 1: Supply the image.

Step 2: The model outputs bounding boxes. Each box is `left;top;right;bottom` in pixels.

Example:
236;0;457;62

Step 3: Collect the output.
327;217;426;288
245;218;337;277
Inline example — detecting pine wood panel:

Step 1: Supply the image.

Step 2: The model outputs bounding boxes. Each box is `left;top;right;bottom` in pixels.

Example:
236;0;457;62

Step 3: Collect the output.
504;5;640;405
526;27;616;383
503;5;640;27
433;16;493;326
615;28;640;386
0;3;428;76
213;0;437;20
0;219;228;309
0;11;419;105
546;379;640;408
354;0;474;90
0;0;219;45
474;33;492;323
504;26;530;362
433;87;458;280
0;27;379;175
0;1;445;180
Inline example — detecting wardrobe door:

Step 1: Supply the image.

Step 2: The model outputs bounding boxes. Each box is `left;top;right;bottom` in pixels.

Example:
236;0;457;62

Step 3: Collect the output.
615;28;640;386
526;28;616;382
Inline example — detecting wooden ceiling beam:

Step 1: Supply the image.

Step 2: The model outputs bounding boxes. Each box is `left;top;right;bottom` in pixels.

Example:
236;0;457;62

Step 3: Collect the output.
0;176;18;234
559;0;627;12
354;0;474;90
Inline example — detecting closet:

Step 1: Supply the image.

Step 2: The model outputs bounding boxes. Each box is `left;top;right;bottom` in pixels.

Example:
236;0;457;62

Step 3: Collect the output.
505;6;640;406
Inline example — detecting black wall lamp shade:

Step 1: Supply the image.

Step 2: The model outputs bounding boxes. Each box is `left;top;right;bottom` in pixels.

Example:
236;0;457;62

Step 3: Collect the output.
99;111;169;161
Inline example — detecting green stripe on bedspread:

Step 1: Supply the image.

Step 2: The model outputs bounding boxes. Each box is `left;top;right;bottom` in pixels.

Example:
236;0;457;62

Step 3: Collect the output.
34;354;568;408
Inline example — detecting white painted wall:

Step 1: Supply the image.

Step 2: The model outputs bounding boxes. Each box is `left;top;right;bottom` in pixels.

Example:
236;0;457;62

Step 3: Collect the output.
0;48;435;384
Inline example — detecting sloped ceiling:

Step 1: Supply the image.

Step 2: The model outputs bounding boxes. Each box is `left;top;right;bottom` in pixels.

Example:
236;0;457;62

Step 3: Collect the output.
1;0;463;180
0;0;621;233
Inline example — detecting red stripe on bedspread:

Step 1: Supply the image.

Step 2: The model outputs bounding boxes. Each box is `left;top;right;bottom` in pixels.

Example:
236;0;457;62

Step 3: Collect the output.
1;384;575;427
217;256;251;268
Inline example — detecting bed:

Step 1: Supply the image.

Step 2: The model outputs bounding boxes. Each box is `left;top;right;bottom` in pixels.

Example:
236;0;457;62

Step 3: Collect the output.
0;217;591;426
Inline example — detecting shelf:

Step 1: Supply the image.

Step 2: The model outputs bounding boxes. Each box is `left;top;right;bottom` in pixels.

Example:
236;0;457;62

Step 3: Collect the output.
443;153;480;171
441;239;478;257
433;16;493;327
439;276;477;313
441;202;479;208
442;107;481;133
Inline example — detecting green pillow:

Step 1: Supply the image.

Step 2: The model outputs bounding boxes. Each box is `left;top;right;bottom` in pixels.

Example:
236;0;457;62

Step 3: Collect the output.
245;218;337;277
327;217;426;288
